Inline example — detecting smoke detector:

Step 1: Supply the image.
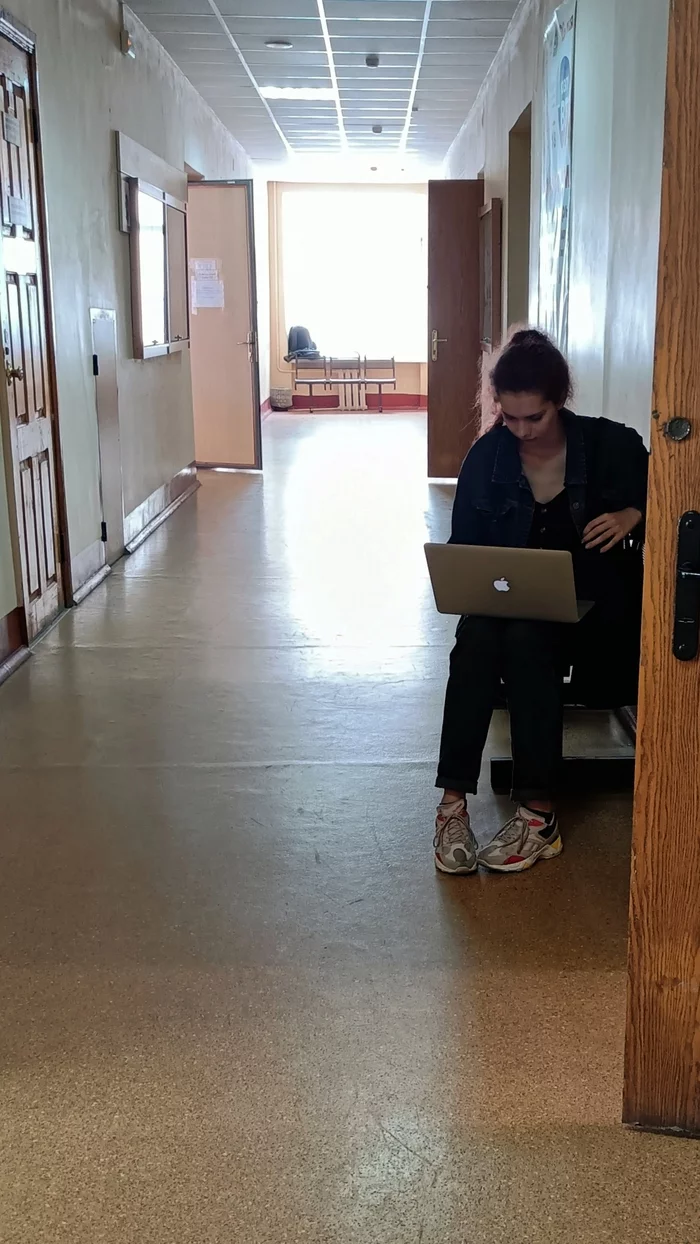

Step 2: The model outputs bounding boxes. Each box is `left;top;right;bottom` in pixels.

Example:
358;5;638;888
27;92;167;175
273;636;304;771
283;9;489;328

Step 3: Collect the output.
365;53;380;68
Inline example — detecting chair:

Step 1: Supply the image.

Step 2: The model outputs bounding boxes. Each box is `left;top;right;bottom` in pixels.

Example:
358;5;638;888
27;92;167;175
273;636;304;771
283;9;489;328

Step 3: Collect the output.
363;357;397;413
293;356;329;411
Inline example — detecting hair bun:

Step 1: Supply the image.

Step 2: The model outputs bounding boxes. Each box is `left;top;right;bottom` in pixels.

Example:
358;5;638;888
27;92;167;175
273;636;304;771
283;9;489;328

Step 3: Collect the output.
509;328;549;347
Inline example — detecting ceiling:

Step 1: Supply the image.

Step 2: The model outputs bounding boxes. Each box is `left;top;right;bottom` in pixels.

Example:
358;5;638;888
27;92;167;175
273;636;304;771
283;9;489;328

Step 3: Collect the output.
128;1;518;167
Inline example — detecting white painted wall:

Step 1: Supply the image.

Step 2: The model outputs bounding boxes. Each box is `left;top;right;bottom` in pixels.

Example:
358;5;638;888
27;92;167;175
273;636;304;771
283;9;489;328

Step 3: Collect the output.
0;0;258;620
445;0;670;444
253;178;271;407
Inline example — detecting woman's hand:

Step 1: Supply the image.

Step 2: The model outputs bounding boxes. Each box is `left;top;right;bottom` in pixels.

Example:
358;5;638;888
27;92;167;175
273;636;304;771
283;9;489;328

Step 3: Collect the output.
583;507;643;552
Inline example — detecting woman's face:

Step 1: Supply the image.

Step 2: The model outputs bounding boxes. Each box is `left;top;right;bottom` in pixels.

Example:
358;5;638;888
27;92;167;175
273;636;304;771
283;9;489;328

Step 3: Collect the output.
496;391;561;443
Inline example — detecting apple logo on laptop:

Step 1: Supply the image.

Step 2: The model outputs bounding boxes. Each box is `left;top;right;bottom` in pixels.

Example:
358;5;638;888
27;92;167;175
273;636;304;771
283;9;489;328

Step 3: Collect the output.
493;577;511;593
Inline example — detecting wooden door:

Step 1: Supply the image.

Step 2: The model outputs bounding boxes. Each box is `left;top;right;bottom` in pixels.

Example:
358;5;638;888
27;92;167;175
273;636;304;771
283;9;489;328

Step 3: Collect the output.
623;0;700;1137
188;181;261;469
90;309;124;564
427;180;482;478
0;33;62;637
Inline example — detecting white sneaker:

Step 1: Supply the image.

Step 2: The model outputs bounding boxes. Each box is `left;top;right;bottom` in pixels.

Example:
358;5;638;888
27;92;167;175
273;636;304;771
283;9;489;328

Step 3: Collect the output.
434;800;478;875
478;806;562;873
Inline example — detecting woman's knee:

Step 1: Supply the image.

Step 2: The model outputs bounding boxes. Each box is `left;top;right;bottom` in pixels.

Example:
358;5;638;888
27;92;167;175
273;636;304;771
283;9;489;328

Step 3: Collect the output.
450;615;501;666
503;619;558;659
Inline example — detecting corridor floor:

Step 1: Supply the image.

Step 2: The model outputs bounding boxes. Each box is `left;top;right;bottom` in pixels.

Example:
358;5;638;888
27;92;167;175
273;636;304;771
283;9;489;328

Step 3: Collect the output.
0;415;697;1243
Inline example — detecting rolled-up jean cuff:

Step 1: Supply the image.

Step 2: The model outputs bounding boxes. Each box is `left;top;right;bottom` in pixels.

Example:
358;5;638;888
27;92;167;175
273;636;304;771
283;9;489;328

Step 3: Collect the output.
435;775;479;795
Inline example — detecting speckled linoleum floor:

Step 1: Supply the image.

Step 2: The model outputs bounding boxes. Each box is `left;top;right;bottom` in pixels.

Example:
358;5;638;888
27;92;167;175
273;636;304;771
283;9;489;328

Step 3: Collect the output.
0;414;697;1243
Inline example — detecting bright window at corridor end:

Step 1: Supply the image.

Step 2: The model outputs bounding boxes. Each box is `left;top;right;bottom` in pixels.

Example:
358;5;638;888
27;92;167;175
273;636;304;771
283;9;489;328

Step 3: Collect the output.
281;187;427;362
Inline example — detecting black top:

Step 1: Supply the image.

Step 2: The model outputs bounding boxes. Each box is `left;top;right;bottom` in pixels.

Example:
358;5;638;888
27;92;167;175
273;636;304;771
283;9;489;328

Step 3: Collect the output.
527;488;579;553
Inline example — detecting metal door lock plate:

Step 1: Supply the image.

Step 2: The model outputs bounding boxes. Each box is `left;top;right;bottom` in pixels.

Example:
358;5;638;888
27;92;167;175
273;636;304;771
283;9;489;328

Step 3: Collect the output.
674;510;700;660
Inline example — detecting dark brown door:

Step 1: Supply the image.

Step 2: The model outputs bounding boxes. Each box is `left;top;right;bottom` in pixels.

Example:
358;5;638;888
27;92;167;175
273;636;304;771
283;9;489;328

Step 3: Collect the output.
427;179;482;478
623;0;700;1137
0;34;62;637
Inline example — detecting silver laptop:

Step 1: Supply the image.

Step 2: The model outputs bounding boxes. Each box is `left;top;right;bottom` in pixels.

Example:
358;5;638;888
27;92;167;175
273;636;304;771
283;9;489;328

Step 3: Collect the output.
424;543;592;623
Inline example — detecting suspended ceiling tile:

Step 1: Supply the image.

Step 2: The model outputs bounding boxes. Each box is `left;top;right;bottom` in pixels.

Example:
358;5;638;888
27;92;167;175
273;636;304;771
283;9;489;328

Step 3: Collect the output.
223;18;324;39
129;0;214;15
431;2;518;18
327;20;423;38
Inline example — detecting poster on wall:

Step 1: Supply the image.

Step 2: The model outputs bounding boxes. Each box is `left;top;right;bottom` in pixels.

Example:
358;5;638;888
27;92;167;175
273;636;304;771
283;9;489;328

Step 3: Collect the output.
539;0;577;347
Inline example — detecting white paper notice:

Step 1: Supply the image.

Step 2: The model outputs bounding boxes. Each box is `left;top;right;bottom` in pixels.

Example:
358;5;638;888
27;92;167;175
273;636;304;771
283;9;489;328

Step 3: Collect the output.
193;277;225;309
192;258;219;278
190;259;224;311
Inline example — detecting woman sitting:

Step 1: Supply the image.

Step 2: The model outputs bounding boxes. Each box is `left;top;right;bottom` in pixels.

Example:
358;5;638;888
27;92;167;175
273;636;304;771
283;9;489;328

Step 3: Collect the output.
434;329;648;876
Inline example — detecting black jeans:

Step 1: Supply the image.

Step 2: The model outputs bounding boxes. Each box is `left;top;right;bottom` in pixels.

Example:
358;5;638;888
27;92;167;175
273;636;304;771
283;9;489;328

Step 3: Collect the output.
436;616;566;802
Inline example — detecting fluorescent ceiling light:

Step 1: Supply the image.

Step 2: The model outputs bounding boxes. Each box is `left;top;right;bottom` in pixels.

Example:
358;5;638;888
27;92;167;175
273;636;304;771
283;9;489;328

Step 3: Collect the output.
260;86;336;101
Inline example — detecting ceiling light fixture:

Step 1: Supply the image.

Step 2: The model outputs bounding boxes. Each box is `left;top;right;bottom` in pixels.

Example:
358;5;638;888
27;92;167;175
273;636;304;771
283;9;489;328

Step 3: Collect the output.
265;39;293;49
260;86;336;101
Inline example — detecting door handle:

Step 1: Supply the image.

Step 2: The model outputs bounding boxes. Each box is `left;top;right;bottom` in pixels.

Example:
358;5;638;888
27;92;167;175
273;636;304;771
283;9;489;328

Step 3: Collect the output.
673;510;700;660
237;331;256;363
6;365;23;384
431;329;447;362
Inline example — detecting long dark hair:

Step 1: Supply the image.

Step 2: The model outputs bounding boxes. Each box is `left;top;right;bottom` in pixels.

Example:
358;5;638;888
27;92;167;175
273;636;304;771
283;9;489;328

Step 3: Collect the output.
479;327;574;434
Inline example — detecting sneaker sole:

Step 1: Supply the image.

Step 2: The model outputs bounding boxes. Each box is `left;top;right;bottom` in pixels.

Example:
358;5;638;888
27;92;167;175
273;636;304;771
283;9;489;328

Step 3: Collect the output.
479;835;563;874
434;853;478;876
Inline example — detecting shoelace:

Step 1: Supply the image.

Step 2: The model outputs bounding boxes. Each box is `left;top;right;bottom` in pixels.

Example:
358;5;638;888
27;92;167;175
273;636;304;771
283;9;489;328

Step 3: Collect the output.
438;810;471;847
493;809;528;848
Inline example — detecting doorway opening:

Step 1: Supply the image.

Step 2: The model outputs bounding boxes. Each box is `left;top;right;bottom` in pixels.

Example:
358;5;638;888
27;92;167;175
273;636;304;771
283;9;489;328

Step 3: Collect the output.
506;104;532;329
275;183;427;413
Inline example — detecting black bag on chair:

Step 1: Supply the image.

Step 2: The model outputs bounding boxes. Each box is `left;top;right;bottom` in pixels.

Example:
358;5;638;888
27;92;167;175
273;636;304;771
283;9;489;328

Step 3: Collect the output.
285;325;321;362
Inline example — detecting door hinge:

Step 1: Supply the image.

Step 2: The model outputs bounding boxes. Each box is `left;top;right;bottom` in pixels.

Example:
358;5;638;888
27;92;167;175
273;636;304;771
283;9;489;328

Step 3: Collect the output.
92;353;99;377
101;521;108;543
673;510;700;661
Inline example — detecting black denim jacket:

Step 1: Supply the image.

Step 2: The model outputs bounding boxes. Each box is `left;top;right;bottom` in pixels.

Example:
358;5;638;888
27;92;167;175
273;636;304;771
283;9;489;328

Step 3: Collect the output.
449;410;649;707
450;409;648;550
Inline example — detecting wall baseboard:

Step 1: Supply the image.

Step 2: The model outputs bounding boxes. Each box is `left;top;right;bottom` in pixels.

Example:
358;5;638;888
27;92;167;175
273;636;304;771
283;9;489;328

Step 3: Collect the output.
124;463;199;553
291;394;339;409
365;392;427;411
261;397;272;417
72;564;111;605
70;537;108;603
0;605;29;688
0;644;30;688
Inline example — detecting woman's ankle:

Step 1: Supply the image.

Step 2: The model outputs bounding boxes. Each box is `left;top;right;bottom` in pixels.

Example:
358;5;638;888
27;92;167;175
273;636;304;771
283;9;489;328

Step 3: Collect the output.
441;790;466;807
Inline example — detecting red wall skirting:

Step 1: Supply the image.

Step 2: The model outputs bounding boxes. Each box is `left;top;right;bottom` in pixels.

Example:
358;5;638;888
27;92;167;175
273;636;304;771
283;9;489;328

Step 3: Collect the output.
0;605;29;687
365;392;427;411
291;393;426;412
0;606;24;663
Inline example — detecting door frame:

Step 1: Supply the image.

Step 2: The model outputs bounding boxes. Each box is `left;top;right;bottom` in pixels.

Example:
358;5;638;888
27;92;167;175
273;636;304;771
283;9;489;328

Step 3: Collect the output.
189;178;263;471
623;0;700;1138
0;8;71;615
